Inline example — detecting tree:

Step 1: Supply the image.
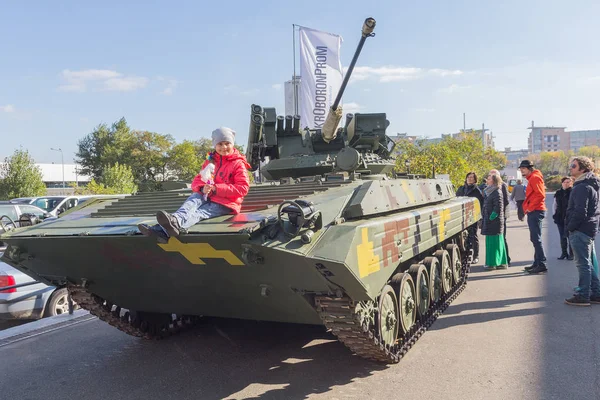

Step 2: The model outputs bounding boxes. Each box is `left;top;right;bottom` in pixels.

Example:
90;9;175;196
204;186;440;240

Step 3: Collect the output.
166;138;213;182
75;118;134;179
577;145;600;161
0;148;46;200
78;163;138;194
127;130;175;190
394;133;506;188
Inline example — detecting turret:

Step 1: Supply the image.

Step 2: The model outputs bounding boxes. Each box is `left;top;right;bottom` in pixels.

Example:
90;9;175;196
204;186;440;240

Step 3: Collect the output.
246;17;396;181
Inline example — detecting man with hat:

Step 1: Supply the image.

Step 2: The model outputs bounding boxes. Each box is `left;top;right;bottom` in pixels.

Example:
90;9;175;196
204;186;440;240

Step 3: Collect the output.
519;159;548;274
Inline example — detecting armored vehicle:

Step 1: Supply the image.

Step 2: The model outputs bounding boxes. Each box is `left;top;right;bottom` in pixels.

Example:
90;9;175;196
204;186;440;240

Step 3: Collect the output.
0;18;480;363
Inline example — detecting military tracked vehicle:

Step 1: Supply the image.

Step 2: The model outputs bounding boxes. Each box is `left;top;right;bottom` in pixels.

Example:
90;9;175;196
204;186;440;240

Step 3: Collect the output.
0;18;480;363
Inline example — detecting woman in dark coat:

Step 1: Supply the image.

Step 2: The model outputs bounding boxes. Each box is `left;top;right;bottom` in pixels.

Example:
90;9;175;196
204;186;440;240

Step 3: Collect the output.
456;172;484;263
481;174;508;270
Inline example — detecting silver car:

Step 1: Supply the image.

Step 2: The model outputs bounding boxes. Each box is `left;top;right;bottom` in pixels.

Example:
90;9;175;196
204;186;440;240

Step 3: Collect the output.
0;252;73;320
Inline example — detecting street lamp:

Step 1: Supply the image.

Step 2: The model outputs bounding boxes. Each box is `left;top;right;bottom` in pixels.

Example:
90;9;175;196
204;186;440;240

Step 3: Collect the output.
50;147;65;189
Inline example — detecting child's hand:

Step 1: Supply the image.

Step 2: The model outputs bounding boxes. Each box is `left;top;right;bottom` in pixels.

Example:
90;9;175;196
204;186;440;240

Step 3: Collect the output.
202;185;214;195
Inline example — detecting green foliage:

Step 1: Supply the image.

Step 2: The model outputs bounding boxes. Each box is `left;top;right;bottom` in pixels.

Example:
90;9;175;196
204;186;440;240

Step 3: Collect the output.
77;163;138;195
545;175;564;192
0;148;46;200
76;118;133;179
166;138;213;182
394;133;507;189
577;145;600;160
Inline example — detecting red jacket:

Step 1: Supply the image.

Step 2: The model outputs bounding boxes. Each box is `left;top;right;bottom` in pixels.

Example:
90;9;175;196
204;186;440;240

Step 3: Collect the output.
191;148;251;214
523;169;546;213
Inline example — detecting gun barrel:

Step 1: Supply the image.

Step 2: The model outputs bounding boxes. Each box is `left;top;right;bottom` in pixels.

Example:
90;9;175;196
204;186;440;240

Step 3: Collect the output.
322;17;376;143
331;18;375;110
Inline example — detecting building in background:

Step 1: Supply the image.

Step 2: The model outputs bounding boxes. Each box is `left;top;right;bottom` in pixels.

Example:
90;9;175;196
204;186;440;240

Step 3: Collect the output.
284;75;301;117
36;163;90;188
451;128;495;149
527;123;568;153
502;147;530;169
568;130;600;152
527;121;600;154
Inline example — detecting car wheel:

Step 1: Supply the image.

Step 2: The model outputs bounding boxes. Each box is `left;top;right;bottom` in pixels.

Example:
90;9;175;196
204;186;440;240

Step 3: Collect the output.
45;288;78;317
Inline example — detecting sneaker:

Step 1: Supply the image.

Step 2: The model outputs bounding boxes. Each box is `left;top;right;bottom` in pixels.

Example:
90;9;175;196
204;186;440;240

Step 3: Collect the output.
565;295;591;306
156;210;181;237
590;296;600;304
526;265;548;274
472;258;479;264
523;263;537;271
138;223;169;244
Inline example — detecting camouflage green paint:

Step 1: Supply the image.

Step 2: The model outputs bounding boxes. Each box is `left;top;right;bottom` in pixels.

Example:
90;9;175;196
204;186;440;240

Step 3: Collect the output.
0;178;479;325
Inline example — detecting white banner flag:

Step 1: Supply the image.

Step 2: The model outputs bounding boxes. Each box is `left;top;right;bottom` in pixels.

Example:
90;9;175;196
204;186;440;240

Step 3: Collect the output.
298;26;343;130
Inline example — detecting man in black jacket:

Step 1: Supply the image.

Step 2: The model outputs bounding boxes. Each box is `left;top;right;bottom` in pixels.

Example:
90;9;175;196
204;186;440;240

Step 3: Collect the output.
457;172;484;263
565;157;600;306
553;177;573;260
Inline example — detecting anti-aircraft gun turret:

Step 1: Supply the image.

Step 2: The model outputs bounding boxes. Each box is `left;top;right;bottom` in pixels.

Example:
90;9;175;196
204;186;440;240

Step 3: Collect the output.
246;17;397;181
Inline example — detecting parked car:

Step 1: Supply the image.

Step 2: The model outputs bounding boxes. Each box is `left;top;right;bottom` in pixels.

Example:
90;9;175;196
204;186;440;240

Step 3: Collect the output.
9;196;90;217
0;203;52;245
0;252;75;319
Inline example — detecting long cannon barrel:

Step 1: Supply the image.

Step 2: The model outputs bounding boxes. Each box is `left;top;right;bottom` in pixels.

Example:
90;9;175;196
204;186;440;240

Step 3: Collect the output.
321;17;376;143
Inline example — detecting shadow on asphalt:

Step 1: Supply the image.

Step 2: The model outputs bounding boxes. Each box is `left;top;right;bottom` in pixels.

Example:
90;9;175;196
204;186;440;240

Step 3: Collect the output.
3;317;388;400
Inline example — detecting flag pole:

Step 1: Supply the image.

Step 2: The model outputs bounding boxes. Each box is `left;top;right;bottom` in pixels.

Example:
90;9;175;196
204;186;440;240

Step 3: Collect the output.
292;24;298;116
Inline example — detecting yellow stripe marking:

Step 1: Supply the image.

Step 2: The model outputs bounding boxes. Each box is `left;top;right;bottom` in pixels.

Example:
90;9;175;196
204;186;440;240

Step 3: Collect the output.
158;237;244;265
357;228;381;278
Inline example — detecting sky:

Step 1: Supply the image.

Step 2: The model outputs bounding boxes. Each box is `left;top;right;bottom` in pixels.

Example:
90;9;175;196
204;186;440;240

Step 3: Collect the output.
1;0;600;164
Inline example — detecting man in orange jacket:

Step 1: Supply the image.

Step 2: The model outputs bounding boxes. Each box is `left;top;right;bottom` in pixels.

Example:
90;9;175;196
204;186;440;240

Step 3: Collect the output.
519;160;548;274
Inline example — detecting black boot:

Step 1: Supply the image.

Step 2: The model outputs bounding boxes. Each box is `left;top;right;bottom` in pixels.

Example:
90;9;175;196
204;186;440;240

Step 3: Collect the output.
156;210;182;237
138;223;169;244
558;237;569;260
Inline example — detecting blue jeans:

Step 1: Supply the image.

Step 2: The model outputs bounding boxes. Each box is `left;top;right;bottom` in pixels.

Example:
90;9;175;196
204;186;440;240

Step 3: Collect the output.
173;193;232;229
527;210;546;266
569;230;600;300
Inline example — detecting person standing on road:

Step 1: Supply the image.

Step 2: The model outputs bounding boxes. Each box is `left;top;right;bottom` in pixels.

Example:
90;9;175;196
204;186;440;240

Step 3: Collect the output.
564;157;600;306
456;172;484;264
510;179;527;221
490;169;511;266
553;177;574;260
481;174;508;270
519;160;548;274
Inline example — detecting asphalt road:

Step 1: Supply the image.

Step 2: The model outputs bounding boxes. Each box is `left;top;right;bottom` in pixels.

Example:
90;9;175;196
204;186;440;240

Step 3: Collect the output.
0;196;598;400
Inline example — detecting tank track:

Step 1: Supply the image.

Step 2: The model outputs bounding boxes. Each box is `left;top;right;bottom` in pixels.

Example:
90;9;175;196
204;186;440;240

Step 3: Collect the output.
315;250;471;363
67;285;200;340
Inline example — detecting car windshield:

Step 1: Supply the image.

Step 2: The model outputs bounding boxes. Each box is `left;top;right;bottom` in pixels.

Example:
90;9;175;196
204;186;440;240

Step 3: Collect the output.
0;205;18;221
31;197;66;212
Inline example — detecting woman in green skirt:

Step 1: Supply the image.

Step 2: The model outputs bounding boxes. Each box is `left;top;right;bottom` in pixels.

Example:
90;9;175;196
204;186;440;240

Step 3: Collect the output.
481;174;508;270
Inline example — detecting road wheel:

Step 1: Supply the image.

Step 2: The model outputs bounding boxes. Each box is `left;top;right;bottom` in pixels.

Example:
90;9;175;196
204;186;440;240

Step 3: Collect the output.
423;256;442;303
435;250;453;294
446;243;462;285
377;285;400;348
407;263;430;320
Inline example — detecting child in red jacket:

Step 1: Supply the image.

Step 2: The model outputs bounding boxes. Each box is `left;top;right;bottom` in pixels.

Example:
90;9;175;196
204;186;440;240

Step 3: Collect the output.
139;127;250;243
